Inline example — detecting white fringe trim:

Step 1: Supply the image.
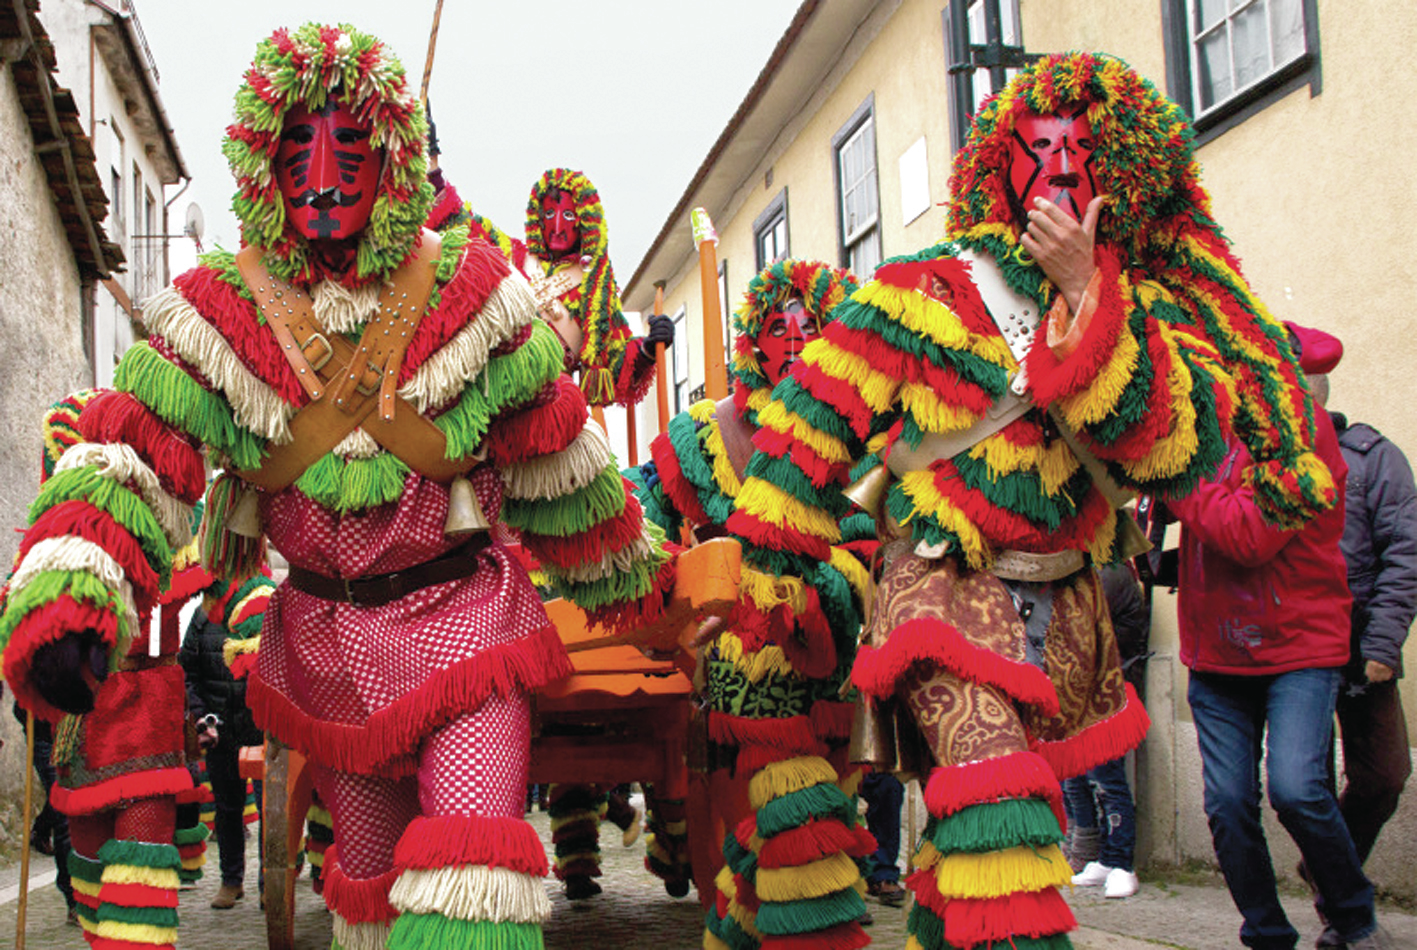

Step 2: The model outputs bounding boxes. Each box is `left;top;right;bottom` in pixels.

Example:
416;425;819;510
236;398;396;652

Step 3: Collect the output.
388;864;552;925
553;529;662;585
9;536;141;646
142;285;295;444
312;279;381;336
399;270;536;413
502;421;611;502
55;442;193;552
330;916;391;950
332;427;384;460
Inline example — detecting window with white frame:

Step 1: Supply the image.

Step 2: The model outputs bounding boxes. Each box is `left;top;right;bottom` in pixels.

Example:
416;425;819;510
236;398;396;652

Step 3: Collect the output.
1163;0;1318;141
753;189;789;271
834;96;881;279
944;0;1026;153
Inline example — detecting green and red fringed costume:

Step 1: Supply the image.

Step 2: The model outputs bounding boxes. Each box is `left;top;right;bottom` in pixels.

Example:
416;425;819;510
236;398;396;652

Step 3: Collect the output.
1;23;674;950
632;260;879;950
725;53;1336;950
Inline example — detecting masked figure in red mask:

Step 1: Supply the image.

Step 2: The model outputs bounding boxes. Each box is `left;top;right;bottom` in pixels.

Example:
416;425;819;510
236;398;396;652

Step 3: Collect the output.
722;53;1337;949
628;261;880;949
0;23;675;950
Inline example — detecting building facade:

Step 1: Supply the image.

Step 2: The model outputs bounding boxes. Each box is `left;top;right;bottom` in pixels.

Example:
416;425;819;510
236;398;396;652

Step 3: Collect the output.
624;0;1417;897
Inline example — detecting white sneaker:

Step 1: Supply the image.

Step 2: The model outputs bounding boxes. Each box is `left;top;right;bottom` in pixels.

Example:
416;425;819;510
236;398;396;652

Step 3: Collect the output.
1071;860;1111;887
1103;866;1139;899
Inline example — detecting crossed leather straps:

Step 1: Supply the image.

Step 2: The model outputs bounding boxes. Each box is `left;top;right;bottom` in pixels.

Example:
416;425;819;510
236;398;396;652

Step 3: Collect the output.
234;230;478;493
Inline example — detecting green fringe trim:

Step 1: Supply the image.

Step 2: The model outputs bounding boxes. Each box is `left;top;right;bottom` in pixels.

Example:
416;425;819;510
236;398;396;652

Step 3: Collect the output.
502;465;627;537
755;783;854;839
0;570;130;659
200;249;254;304
927;798;1063;856
428;222;472;311
706;905;760;950
722;827;757;880
95;903;179;928
387;912;544;950
97;839;182;870
908;902;1073;949
550;523;671;609
31;465;174;584
953;451;1093;529
115;342;266;470
173;823;211;846
68;850;104;885
622;464;682;539
293;452;413;513
754;886;865;936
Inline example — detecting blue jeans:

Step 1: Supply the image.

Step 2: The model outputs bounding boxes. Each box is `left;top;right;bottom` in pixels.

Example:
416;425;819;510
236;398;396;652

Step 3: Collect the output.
1063;756;1136;871
861;771;903;883
1188;668;1375;949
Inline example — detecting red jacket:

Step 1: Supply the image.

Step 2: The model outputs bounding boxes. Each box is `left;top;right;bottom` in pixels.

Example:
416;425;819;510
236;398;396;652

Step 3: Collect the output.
1171;411;1350;675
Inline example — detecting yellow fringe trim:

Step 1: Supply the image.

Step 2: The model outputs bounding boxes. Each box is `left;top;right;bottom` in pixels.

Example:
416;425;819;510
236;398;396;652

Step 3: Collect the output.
741;565;809;616
223;636;260;668
860;281;1015;368
735;481;842;543
800;342;901;414
755;401;853;466
92;920;179;944
1086;507;1120;563
1118;331;1201;482
899;382;980;435
100;865;181;890
906;937;927;950
828;547;872;616
714;633;794;683
71;878;102;898
932;844;1072;900
897;471;992;569
181;853;206;871
969;430;1079;497
755;851;862;902
1056;316;1141;427
748;756;837;810
703;420;744;498
865;430;892;455
705;933;734;950
837;767;864;798
714;866;764;939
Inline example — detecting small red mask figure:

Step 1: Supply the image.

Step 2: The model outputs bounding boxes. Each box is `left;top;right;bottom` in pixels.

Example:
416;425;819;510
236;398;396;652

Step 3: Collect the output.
275;102;381;243
1007;106;1098;226
756;298;819;387
541;191;580;260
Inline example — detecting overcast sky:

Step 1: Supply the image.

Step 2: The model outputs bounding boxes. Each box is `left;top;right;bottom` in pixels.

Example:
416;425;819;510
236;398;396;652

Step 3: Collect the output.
132;0;801;279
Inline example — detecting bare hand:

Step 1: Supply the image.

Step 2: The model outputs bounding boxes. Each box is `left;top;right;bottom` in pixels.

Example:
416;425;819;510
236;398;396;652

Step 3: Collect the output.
693;615;724;648
1365;660;1395;684
1020;195;1105;313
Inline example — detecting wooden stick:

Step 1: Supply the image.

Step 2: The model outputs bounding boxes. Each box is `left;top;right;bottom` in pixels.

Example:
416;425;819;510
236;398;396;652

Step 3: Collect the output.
15;712;36;950
691;209;728;400
653;281;670;434
419;0;446;107
625;397;638;466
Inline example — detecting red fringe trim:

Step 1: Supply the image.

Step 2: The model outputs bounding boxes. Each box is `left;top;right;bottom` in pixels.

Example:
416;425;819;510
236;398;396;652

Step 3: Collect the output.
737;744;821;775
725;509;833;562
5;596;121;723
21;499;161;614
751;424;848;491
174;784;213;805
78;391;207;503
424;181;463;231
484;377;587;467
907;872;1076;942
395;814;549;876
709;712;822;757
162;565;215;606
792;360;880;445
733;870;761;912
1029;682;1151;782
851;617;1060;716
1089;322;1177;463
96;882;179;909
176;842;205;860
1024;247;1125;408
90;939;174;950
51;768;194;817
613;337;657;408
649;431;712;527
228;654;258;680
922;753;1065;830
323;856;399;924
173;265;304;406
399;239;512;384
809;700;855;742
521;491;650;571
760;922;870;950
583;554;676;636
755;819;863;870
247;624;572;775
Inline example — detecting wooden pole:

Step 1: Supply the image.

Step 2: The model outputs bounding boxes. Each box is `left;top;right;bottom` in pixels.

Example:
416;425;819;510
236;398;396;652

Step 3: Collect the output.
691;209;728;400
625;395;639;466
419;0;446;107
15;712;36;950
653;281;670;434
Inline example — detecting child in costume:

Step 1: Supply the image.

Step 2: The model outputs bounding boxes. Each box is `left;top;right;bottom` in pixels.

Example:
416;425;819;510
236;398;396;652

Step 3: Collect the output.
629;260;879;950
1;23;673;950
724;52;1336;950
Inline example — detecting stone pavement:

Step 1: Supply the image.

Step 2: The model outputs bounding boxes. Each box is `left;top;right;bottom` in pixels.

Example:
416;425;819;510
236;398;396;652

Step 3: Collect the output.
3;804;1415;948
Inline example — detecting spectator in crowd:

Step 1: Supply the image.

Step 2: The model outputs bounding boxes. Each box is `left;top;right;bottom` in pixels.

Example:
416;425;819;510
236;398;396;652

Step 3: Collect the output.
1169;323;1392;949
861;770;906;907
1067;561;1149;899
1305;363;1415;948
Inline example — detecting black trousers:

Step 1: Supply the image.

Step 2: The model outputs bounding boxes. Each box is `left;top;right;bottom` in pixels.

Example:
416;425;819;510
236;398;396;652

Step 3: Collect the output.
1333;679;1412;866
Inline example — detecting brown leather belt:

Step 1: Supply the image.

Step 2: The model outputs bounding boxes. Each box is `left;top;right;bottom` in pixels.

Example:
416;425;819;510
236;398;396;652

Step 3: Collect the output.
286;534;492;607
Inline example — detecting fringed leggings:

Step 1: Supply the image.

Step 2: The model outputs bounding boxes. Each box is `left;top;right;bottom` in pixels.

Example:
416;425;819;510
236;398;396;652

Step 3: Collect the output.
316;691;553;950
68;796;182;949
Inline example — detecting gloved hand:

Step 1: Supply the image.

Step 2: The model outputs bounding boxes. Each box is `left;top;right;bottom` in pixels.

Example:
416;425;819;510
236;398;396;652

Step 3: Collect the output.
30;631;109;715
633;314;676;375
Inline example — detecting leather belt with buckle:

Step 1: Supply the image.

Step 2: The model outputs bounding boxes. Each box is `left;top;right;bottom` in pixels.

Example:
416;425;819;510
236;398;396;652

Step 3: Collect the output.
286;534;493;607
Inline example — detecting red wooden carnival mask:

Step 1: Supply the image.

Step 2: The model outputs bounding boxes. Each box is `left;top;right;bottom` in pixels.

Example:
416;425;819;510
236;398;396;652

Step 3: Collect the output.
757;298;820;387
1007;106;1098;226
276;102;383;243
540;190;580;260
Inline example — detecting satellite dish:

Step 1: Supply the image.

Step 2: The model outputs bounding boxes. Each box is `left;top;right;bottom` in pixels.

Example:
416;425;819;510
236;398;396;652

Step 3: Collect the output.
183;202;205;242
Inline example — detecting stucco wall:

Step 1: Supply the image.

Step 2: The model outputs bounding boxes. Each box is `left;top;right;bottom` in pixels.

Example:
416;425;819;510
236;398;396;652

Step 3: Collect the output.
0;64;98;853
